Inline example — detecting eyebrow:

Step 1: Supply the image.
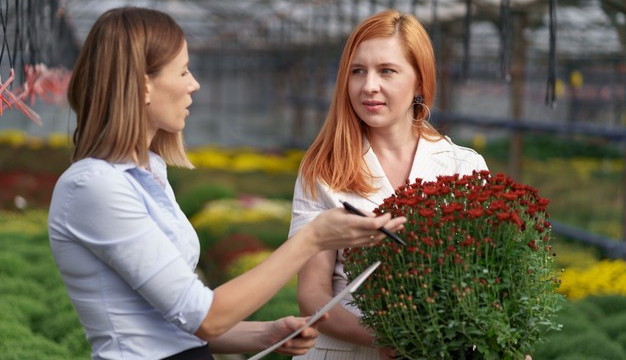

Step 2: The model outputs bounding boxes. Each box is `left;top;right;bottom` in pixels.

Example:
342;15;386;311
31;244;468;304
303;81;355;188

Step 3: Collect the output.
349;62;401;68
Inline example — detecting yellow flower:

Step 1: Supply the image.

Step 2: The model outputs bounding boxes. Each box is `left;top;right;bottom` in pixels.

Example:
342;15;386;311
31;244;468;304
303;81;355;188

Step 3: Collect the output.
558;259;626;300
47;132;72;148
187;147;230;169
569;70;583;88
471;133;487;152
0;129;27;147
0;210;48;235
186;146;303;174
190;198;291;233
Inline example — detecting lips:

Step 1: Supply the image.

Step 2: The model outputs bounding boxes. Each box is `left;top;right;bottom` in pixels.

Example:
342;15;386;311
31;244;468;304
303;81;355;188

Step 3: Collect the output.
362;100;385;106
362;99;385;112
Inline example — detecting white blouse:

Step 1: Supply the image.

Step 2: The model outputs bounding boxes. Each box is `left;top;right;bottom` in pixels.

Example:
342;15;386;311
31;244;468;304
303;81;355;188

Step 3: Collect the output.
48;152;213;360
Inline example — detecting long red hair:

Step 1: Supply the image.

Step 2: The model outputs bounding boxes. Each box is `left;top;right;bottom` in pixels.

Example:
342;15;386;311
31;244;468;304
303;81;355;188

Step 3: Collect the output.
300;10;440;197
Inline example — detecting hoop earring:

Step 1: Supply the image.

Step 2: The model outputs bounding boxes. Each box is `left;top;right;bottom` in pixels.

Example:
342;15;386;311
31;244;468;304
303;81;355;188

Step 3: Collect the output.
407;95;431;128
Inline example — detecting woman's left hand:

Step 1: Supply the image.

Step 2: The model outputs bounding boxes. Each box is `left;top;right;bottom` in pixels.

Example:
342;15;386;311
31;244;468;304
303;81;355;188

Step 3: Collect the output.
267;314;328;356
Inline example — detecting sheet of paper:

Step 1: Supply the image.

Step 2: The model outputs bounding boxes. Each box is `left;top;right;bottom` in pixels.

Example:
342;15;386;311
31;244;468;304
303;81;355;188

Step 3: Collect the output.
247;260;381;360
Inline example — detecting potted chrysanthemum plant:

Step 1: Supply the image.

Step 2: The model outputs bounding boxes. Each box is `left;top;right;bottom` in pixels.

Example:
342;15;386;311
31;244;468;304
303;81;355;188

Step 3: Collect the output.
343;171;562;360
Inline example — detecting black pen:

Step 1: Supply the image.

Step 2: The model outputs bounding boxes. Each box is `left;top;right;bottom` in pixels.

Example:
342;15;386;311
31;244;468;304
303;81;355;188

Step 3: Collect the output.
341;201;407;246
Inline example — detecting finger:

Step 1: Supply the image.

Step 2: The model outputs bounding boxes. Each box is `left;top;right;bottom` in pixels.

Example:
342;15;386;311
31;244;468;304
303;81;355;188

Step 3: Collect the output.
385;216;407;231
284;316;306;331
286;338;316;349
275;347;309;356
345;212;391;230
369;212;393;228
275;339;316;355
310;313;329;327
349;232;382;248
368;233;382;247
353;229;394;247
346;212;408;236
283;316;321;338
363;229;402;245
297;326;319;339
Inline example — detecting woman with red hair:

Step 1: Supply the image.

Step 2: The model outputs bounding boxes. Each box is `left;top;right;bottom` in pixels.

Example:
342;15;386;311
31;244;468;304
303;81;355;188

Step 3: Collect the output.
291;10;488;359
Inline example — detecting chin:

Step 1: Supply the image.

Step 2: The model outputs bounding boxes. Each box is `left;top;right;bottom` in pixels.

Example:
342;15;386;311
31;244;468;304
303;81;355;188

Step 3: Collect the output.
165;125;185;134
361;119;390;128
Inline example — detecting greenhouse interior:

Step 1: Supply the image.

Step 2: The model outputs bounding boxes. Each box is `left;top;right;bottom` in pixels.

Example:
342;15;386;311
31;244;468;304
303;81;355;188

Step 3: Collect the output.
0;0;625;359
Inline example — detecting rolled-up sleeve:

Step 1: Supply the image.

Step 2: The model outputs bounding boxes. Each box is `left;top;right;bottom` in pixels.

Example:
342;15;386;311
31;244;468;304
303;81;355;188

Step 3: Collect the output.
135;257;213;333
63;170;213;333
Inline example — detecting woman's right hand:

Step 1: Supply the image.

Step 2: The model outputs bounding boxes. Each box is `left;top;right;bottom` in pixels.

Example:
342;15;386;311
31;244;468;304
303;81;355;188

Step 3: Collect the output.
301;207;406;251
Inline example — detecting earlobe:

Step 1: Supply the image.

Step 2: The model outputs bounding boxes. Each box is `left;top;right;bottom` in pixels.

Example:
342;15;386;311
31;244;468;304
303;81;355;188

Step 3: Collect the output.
415;82;423;97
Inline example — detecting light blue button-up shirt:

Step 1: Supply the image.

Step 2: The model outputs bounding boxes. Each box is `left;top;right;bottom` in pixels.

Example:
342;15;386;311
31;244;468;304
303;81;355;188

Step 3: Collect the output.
48;152;213;360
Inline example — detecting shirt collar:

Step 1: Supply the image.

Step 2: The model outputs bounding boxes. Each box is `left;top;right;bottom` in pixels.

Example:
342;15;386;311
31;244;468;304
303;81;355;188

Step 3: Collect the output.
147;151;167;178
110;162;137;171
109;151;166;175
411;135;454;155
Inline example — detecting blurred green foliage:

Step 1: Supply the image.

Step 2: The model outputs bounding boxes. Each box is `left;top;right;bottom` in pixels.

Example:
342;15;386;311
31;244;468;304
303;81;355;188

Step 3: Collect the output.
201;219;290;251
476;134;622;162
0;211;90;359
169;167;297;201
533;296;626;360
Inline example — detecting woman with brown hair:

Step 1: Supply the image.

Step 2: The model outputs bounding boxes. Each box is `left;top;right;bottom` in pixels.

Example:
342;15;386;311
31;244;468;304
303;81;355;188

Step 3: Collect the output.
291;10;487;359
47;7;405;360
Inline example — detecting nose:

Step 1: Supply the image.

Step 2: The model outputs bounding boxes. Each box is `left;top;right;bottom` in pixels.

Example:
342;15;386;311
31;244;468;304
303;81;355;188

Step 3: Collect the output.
189;73;200;93
363;72;380;94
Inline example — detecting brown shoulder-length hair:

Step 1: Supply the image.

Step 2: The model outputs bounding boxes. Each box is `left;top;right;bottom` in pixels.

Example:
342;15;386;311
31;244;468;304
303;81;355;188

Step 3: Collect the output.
300;9;440;197
68;6;193;168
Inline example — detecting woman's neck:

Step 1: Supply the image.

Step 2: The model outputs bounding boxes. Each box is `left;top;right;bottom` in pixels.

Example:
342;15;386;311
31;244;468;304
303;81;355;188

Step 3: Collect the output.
368;127;420;190
368;127;419;159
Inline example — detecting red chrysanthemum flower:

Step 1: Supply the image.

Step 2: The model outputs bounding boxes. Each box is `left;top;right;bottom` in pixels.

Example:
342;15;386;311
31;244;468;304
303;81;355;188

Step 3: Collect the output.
343;171;561;360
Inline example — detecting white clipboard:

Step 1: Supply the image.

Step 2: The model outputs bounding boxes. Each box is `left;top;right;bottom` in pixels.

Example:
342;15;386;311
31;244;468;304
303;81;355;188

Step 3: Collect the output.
247;260;381;360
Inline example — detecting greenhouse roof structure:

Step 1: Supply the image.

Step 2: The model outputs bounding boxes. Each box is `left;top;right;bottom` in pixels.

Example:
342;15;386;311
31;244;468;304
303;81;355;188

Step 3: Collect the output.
60;0;623;57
